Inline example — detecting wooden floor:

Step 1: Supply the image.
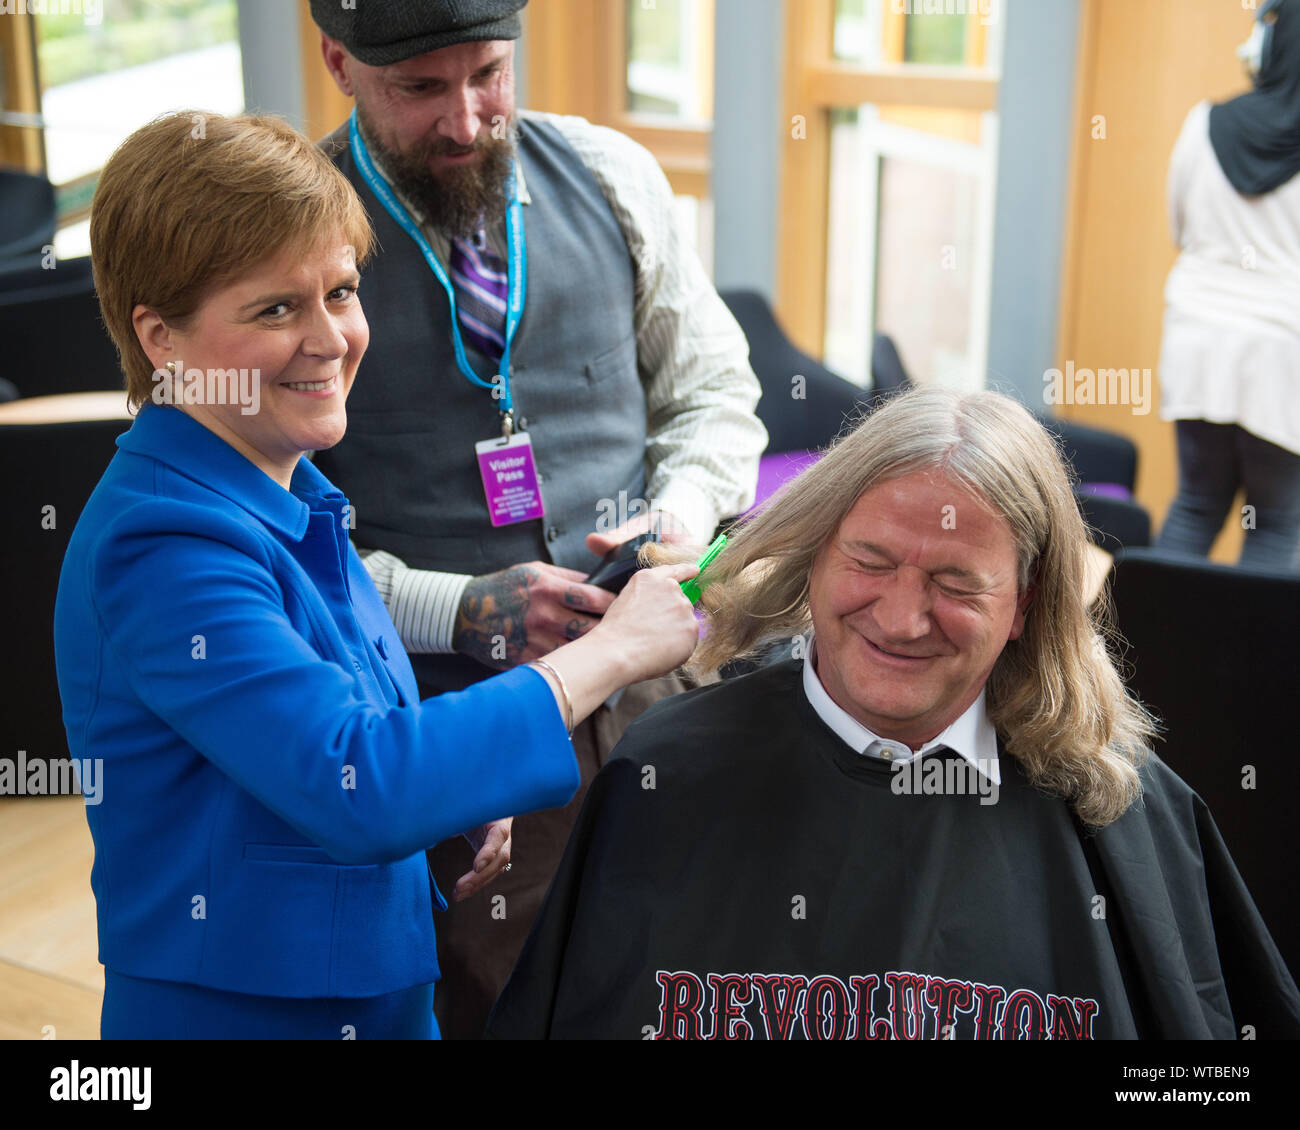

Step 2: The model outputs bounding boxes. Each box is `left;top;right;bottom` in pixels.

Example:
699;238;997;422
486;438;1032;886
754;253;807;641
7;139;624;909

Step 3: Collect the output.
0;796;102;1040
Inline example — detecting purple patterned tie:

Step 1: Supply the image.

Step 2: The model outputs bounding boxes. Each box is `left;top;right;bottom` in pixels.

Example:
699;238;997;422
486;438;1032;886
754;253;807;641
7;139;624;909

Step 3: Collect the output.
449;230;509;362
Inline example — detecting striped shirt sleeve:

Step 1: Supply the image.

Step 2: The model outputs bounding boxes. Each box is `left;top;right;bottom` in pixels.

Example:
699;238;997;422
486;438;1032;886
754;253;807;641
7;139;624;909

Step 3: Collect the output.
537;112;768;541
359;550;470;655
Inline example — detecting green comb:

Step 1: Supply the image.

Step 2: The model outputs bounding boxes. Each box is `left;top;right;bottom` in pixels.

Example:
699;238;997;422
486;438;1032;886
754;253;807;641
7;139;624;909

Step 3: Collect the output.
680;533;727;605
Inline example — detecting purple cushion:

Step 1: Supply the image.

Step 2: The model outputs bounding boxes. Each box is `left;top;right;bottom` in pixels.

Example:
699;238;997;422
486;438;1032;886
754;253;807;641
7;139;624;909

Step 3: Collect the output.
1077;482;1133;502
746;450;824;516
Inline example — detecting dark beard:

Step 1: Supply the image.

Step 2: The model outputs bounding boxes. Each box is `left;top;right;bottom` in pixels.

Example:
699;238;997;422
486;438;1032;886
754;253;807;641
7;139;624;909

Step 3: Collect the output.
357;106;515;239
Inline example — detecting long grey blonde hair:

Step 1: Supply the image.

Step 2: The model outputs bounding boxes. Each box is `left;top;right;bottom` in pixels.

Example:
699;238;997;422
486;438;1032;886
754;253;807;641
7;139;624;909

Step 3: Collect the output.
662;385;1156;827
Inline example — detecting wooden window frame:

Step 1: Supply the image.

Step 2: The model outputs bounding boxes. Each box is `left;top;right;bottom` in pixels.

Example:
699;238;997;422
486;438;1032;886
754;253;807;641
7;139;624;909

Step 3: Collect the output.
522;0;713;199
778;0;999;357
0;12;46;172
299;0;353;142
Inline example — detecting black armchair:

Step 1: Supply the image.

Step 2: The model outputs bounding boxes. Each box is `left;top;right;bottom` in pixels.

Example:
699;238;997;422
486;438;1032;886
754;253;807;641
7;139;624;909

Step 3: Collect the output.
1110;547;1299;977
0;418;131;790
720;289;870;454
0;169;56;263
0;256;123;396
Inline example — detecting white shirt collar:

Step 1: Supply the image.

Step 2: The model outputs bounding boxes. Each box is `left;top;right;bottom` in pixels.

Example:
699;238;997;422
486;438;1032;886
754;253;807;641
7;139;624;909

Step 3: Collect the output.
800;636;1000;786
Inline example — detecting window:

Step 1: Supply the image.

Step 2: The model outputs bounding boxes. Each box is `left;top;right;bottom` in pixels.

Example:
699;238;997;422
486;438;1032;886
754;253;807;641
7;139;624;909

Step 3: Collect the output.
32;0;243;256
834;0;1000;70
522;0;715;271
780;0;1003;387
626;0;713;122
825;102;998;387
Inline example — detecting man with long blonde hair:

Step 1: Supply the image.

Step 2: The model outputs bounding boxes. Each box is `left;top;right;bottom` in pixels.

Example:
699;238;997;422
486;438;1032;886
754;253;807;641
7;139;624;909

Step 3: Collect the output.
488;386;1300;1040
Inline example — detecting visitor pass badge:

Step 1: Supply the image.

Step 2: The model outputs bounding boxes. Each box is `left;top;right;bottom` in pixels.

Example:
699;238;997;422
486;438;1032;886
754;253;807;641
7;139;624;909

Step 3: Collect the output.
475;433;546;527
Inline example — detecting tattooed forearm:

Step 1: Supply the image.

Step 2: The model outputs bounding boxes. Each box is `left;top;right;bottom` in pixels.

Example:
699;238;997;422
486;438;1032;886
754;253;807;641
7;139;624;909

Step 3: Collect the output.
454;564;538;669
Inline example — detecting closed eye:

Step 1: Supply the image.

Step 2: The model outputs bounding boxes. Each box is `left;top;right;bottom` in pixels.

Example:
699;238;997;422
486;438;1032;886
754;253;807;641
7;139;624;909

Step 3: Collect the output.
934;577;987;598
936;582;978;597
855;559;979;595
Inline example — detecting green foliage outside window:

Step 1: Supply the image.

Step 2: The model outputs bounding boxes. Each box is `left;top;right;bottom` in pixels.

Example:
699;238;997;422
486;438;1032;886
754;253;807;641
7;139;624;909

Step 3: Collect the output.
904;13;968;66
36;0;237;90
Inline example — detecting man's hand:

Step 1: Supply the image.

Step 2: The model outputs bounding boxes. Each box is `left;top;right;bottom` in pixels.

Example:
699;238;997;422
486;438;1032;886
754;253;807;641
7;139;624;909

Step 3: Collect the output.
453;818;513;902
453;562;615;669
585;509;693;559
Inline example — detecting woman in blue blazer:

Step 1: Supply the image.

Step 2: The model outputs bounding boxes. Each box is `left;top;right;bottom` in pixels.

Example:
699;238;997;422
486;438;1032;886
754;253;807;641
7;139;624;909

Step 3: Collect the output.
53;112;701;1039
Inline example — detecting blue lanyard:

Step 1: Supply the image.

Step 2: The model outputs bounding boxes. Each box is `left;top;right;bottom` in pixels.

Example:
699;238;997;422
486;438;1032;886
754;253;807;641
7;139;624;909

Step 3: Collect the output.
349;109;528;421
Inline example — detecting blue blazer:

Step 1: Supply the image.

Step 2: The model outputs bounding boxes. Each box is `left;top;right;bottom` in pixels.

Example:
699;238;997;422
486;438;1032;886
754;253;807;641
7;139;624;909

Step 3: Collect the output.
53;405;579;999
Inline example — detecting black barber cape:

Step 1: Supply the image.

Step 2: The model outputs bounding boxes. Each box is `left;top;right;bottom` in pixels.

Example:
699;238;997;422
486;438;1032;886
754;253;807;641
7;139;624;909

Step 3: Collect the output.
487;661;1300;1040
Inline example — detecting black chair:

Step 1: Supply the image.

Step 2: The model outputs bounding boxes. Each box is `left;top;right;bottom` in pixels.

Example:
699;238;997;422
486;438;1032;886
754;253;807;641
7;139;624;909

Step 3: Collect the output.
720;289;1141;488
0;249;56;281
1075;489;1151;552
0;252;95;296
869;332;911;405
1110;547;1299;977
0;256;123;396
720;289;870;453
0;418;130;791
1042;416;1139;494
0;169;57;262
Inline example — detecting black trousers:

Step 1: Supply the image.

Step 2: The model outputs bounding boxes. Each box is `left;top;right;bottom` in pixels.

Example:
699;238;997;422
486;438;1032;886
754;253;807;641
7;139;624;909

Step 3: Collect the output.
1156;419;1300;570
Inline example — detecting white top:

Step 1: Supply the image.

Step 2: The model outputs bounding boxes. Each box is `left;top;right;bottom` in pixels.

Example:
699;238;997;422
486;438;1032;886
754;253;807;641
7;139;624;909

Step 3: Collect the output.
359;111;767;653
800;637;1000;787
1159;100;1300;456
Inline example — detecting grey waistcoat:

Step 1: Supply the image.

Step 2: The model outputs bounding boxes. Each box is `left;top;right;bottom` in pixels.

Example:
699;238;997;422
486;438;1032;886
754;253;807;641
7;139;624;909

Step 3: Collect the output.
317;118;646;692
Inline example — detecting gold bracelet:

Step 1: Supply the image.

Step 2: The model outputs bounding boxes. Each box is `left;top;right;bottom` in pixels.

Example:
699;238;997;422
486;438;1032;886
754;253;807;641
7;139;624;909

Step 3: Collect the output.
529;658;574;737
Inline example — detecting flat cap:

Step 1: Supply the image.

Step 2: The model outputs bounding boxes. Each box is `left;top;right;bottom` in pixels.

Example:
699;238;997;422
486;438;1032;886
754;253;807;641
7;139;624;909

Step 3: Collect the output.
310;0;528;66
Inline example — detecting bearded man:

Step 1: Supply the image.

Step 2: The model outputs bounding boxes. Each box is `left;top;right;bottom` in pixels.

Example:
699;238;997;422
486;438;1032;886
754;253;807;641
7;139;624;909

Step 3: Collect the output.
308;0;766;1039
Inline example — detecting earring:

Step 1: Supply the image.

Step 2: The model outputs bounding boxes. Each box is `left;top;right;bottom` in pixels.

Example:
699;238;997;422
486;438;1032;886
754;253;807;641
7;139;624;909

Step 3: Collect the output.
166;361;177;376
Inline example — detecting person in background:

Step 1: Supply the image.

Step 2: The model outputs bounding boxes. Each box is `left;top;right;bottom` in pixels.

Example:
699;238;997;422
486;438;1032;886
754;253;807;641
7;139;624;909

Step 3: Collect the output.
307;0;767;1037
54;111;701;1039
1156;0;1300;570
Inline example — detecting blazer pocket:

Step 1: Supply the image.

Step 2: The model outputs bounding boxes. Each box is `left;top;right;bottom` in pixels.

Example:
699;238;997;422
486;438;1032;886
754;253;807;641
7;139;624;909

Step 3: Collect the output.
376;653;409;708
243;842;342;865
